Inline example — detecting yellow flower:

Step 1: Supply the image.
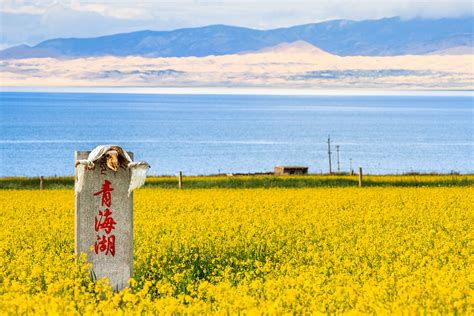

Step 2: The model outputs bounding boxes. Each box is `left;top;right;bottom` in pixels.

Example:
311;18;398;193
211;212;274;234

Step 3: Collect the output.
0;182;472;314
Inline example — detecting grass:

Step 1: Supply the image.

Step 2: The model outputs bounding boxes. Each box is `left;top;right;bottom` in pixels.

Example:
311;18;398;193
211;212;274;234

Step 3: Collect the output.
1;174;473;190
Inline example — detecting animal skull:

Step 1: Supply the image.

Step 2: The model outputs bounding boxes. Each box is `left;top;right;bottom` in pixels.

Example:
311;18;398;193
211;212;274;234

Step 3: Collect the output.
105;150;119;172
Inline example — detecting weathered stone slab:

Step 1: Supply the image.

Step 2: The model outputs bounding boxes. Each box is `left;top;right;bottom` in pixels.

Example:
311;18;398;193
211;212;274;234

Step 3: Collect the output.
75;151;133;291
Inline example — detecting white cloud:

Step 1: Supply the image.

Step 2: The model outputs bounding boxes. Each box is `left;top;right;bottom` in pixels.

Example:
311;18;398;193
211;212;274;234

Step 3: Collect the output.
69;1;154;20
3;0;473;23
1;0;49;14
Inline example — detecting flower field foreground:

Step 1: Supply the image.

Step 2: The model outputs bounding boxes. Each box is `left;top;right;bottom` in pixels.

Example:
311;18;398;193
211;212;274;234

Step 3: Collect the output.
0;187;472;314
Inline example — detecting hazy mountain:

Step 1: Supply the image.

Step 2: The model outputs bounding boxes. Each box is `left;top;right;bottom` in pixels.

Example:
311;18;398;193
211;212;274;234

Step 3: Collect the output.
1;16;472;59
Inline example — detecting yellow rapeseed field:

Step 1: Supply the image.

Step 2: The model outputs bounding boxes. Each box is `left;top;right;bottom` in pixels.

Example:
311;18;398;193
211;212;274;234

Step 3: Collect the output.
0;187;473;314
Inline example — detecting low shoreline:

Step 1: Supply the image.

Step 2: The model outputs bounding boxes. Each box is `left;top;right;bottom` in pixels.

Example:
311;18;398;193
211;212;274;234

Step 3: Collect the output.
1;86;473;97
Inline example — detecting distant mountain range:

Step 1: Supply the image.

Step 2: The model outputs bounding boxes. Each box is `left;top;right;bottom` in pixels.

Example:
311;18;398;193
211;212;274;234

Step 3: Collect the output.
1;16;472;59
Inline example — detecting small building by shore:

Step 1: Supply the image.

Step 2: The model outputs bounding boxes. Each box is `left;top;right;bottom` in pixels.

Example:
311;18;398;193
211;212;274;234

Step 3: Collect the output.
274;166;308;176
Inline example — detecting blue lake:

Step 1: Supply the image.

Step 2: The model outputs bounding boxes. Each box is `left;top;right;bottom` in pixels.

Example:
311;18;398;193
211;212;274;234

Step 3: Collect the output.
0;92;473;176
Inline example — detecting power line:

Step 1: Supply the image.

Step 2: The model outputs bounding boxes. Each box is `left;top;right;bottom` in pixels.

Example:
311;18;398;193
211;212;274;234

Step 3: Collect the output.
327;135;332;174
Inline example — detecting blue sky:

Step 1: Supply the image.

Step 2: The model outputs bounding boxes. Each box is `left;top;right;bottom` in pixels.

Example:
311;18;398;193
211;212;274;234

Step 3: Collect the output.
1;0;472;49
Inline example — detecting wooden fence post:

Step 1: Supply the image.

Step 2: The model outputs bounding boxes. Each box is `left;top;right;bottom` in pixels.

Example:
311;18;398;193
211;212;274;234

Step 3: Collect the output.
39;176;44;190
358;167;363;187
178;171;183;189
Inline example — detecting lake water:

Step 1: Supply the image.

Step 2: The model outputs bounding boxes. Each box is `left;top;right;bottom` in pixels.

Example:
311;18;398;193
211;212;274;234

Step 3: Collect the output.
0;92;472;176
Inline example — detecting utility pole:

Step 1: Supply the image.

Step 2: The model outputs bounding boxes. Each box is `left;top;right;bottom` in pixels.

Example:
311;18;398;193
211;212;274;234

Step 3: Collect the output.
336;145;340;173
327;135;332;175
178;171;183;189
350;158;353;175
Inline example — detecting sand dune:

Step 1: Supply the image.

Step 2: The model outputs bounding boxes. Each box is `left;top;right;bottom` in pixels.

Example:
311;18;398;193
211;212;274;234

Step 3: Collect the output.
1;43;472;90
252;41;333;56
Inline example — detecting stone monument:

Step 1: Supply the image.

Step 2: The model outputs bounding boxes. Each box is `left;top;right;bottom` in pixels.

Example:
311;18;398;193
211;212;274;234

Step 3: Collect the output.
74;145;149;290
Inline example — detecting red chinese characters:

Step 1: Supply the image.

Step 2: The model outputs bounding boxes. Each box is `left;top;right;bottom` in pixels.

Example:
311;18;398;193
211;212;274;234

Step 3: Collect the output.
95;235;115;256
94;180;114;207
94;179;117;256
95;208;116;234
